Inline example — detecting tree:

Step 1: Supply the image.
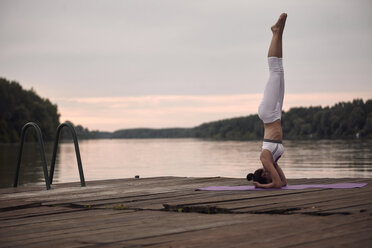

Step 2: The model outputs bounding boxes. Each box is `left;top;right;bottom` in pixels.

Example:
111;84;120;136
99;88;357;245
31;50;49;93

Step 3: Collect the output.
0;78;60;142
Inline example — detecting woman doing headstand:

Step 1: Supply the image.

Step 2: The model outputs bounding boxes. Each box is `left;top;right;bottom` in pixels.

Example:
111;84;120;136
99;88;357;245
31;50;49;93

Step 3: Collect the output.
247;13;288;189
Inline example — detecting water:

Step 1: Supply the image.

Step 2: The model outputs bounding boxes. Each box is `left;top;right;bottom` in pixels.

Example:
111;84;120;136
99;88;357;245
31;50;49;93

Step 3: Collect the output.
1;139;372;188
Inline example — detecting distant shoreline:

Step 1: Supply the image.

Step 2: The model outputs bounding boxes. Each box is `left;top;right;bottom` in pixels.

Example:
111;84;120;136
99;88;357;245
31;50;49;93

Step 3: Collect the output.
2;78;372;143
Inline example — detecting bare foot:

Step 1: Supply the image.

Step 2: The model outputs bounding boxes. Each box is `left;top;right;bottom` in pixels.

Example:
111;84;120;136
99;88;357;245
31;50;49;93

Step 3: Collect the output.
271;13;287;34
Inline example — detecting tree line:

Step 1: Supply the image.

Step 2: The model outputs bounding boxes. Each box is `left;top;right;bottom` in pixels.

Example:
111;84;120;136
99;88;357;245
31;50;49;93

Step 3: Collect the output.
1;77;371;143
87;99;372;140
112;128;193;139
193;99;372;140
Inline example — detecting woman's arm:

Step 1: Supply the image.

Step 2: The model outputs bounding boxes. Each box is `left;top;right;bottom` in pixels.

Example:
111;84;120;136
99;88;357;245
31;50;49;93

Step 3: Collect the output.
253;181;281;189
255;150;283;189
274;163;287;186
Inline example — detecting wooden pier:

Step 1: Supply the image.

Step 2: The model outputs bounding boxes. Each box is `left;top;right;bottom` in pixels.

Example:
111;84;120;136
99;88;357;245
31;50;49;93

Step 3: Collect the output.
0;177;371;247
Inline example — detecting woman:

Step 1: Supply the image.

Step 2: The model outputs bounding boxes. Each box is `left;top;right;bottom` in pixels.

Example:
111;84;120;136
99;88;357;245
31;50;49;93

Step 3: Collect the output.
247;13;288;188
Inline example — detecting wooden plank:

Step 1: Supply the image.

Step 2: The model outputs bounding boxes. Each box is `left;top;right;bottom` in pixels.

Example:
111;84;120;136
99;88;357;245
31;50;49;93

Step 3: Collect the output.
0;211;247;247
220;189;372;213
95;213;372;248
0;206;85;221
0;177;371;248
0;207;125;229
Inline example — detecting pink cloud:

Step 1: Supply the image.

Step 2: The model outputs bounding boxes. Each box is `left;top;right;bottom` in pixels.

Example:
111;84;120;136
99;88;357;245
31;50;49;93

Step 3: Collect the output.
54;92;372;131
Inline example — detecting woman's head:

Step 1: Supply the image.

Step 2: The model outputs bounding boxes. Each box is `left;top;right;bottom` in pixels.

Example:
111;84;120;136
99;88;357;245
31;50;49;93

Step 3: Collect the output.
247;168;269;184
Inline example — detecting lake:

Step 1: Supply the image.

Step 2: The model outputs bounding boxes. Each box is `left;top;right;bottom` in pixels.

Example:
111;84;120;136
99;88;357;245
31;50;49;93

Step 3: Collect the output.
1;139;372;188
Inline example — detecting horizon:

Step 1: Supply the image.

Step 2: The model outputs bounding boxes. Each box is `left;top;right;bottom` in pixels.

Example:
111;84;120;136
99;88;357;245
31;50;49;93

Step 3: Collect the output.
49;91;372;131
65;95;372;132
1;0;372;131
54;92;372;132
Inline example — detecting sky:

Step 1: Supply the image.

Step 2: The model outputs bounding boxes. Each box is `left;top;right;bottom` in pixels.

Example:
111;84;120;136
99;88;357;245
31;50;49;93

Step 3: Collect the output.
1;0;372;131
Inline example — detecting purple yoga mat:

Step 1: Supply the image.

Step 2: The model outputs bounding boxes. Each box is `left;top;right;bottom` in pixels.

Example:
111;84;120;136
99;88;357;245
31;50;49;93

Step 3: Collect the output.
197;183;368;191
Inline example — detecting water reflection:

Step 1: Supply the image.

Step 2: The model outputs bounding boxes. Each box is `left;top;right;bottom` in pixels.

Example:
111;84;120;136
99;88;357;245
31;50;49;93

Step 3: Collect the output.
0;142;58;188
0;139;371;188
282;140;372;178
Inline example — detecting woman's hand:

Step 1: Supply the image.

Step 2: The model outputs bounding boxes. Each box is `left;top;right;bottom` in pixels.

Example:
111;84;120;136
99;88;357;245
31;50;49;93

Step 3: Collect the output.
253;181;261;188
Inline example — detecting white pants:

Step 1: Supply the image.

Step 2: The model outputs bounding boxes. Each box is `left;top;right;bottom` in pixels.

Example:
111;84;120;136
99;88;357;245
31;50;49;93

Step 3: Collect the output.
258;57;285;124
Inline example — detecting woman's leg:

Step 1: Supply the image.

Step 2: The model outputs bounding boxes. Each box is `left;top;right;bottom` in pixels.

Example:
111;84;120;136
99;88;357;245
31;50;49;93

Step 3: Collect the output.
258;13;287;123
268;13;287;58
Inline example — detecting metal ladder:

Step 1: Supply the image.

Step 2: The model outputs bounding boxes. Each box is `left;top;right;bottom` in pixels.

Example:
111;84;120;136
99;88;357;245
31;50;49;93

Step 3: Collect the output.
13;122;86;190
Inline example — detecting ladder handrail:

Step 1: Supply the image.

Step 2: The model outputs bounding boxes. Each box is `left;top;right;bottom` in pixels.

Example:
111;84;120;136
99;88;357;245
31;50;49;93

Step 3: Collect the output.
49;122;86;187
13;122;51;190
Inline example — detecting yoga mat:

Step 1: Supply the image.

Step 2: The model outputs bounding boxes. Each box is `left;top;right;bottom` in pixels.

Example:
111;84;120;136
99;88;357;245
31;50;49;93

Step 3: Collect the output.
197;183;368;191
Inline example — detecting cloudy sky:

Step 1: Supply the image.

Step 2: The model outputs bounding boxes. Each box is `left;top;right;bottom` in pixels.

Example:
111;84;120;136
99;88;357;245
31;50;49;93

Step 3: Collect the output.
1;0;372;131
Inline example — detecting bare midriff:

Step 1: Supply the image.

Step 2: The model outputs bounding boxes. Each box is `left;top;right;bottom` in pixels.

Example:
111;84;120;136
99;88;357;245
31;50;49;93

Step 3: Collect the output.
263;119;282;141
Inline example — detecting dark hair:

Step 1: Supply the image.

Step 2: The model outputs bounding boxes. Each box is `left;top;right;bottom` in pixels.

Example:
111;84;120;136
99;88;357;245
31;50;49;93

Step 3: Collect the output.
247;169;268;184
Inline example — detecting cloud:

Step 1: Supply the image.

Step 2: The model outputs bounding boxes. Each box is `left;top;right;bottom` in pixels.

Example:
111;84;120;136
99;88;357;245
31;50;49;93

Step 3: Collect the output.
54;92;372;131
1;0;372;132
2;0;371;99
56;94;261;130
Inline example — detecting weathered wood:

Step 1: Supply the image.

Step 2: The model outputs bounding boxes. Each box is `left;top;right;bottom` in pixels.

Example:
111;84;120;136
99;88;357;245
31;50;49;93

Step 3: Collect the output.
0;177;371;247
